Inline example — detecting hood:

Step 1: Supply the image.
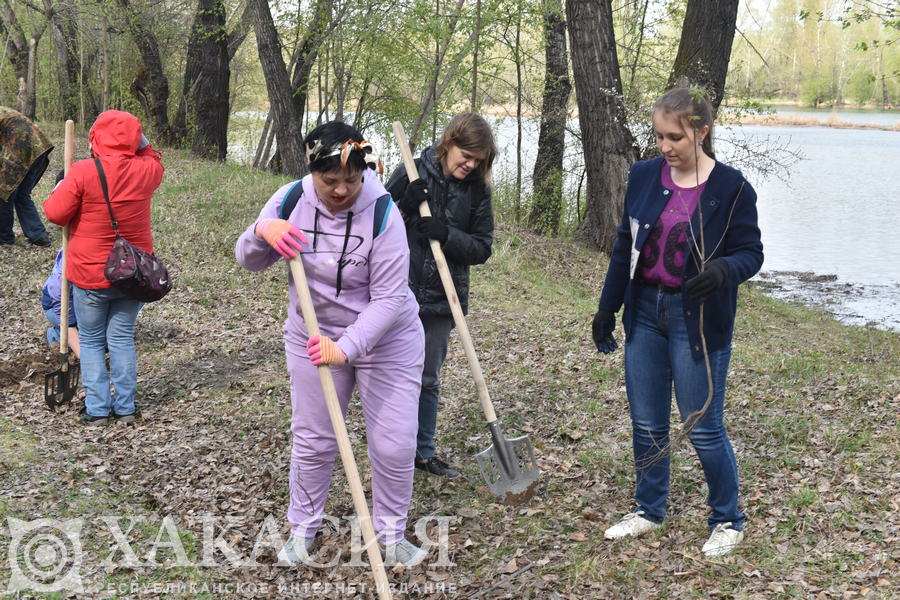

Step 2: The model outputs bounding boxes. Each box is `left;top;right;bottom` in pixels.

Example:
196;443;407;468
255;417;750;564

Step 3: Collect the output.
420;145;443;181
89;110;143;160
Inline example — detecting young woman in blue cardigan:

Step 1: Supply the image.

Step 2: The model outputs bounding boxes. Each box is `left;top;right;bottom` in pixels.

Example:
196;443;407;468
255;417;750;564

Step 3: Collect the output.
593;88;763;557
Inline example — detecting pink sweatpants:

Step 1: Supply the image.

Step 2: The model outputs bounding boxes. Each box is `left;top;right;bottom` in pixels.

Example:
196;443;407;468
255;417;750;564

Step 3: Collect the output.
284;329;423;545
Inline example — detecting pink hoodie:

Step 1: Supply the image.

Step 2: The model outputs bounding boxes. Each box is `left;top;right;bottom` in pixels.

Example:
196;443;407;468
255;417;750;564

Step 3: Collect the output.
235;172;420;362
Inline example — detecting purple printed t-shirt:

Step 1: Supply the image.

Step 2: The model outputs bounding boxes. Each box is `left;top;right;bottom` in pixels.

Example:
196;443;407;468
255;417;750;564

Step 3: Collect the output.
638;162;706;288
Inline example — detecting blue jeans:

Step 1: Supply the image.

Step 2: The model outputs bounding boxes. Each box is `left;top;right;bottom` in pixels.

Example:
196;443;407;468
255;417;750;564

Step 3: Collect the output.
44;307;61;346
0;154;49;243
416;314;454;460
72;286;142;417
624;284;744;531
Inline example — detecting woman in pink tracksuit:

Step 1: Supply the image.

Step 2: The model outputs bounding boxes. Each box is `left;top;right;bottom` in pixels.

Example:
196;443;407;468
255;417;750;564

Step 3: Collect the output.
235;121;426;567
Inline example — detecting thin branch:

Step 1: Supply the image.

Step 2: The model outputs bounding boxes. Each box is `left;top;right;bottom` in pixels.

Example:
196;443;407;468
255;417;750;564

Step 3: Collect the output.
735;25;770;68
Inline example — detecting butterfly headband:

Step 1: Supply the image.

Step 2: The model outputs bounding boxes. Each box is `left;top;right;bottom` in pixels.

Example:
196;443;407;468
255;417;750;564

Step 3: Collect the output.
305;138;384;174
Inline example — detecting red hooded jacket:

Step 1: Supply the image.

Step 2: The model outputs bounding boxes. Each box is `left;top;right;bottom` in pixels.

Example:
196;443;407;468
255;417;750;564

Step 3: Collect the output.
44;110;164;289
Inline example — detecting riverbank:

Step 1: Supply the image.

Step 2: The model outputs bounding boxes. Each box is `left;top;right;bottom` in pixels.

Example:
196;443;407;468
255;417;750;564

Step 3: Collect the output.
480;101;900;131
755;271;900;331
0;146;897;598
725;113;900;131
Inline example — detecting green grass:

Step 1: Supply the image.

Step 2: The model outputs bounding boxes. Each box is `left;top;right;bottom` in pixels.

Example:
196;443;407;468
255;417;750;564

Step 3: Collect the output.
0;142;897;598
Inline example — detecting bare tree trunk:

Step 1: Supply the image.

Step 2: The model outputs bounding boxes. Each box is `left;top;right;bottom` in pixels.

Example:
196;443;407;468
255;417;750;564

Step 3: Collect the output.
253;113;272;169
266;0;332;172
471;0;481;110
45;0;80;121
252;0;306;177
332;39;344;121
626;0;649;98
171;0;253;156
1;0;46;118
99;17;110;111
117;0;174;142
567;0;638;252
227;0;255;61
23;38;36;119
666;0;739;112
407;0;474;147
290;0;332;120
515;8;522;222
529;0;571;236
176;0;230;159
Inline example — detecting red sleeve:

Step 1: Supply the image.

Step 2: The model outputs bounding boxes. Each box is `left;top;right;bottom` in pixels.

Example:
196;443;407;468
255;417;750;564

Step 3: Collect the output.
137;146;164;190
42;161;86;226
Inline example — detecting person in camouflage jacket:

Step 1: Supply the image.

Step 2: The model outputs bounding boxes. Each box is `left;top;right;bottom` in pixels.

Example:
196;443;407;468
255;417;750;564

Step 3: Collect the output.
386;113;496;479
0;106;53;246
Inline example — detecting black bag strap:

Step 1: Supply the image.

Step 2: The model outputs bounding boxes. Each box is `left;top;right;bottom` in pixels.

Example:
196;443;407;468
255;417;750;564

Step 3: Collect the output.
93;157;119;236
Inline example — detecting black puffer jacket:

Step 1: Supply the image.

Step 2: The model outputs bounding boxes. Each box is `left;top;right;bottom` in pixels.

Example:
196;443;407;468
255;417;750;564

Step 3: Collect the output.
386;145;493;316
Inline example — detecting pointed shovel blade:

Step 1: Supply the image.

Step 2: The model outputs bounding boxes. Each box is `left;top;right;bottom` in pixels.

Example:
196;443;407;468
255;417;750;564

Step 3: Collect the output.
475;433;540;503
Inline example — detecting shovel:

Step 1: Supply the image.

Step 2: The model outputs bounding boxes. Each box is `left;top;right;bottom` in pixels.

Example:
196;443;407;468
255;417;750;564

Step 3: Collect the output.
392;122;540;503
45;120;79;410
288;257;393;600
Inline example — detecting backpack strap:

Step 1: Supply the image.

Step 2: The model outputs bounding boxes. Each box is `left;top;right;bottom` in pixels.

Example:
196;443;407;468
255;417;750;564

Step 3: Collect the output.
279;183;393;239
372;193;392;239
278;180;304;220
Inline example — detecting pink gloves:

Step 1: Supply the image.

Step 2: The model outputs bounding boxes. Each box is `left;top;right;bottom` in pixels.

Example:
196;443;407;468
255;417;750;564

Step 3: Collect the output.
255;218;309;259
307;335;347;366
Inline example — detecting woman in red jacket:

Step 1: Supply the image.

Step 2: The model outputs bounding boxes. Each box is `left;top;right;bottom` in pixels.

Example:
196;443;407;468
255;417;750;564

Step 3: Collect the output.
44;110;164;425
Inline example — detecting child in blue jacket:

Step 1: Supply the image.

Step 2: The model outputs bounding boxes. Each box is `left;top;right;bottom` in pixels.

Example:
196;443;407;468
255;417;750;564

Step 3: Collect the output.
42;249;80;358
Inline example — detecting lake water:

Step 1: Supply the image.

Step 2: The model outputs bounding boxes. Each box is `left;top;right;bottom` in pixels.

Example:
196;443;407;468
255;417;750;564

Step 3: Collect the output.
765;105;900;128
725;123;900;329
228;109;900;330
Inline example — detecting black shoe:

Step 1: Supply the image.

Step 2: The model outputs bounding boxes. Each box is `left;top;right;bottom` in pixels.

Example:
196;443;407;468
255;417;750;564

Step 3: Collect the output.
112;405;141;424
0;239;13;245
78;408;109;426
415;456;460;479
28;235;51;247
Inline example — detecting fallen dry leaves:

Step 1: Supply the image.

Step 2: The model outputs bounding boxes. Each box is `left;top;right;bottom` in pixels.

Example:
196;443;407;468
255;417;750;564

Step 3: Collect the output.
0;147;897;599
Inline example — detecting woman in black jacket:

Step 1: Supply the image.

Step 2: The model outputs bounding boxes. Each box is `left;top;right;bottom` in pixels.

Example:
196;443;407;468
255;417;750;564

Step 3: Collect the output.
386;113;496;478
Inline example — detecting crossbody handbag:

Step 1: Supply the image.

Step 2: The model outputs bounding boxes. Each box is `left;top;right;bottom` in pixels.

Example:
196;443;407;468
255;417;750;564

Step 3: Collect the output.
94;157;172;302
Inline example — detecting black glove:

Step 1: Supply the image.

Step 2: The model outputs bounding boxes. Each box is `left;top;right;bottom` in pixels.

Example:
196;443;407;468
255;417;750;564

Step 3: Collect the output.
414;216;449;244
685;257;729;302
55;169;65;185
397;179;430;215
592;309;618;354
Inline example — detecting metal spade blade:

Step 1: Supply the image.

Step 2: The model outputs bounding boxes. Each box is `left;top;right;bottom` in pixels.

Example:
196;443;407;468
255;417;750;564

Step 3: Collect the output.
475;420;540;503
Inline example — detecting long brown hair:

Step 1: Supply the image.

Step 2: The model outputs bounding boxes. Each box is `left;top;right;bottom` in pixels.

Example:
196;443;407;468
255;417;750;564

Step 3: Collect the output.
652;87;715;157
435;113;497;182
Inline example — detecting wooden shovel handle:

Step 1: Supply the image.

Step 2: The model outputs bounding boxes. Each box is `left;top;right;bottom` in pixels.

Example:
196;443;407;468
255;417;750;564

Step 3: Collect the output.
59;120;74;360
391;121;498;424
288;257;393;600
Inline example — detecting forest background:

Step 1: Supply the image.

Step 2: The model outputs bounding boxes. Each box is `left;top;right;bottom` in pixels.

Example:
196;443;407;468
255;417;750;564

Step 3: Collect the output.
1;0;898;247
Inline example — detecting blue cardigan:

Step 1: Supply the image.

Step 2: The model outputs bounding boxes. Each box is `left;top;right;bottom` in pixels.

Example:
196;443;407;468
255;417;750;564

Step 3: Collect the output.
598;157;764;359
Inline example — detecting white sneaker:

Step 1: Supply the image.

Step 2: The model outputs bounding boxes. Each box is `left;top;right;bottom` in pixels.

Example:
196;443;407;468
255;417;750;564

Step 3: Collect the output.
277;533;317;565
603;511;661;540
383;538;427;567
702;523;744;557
